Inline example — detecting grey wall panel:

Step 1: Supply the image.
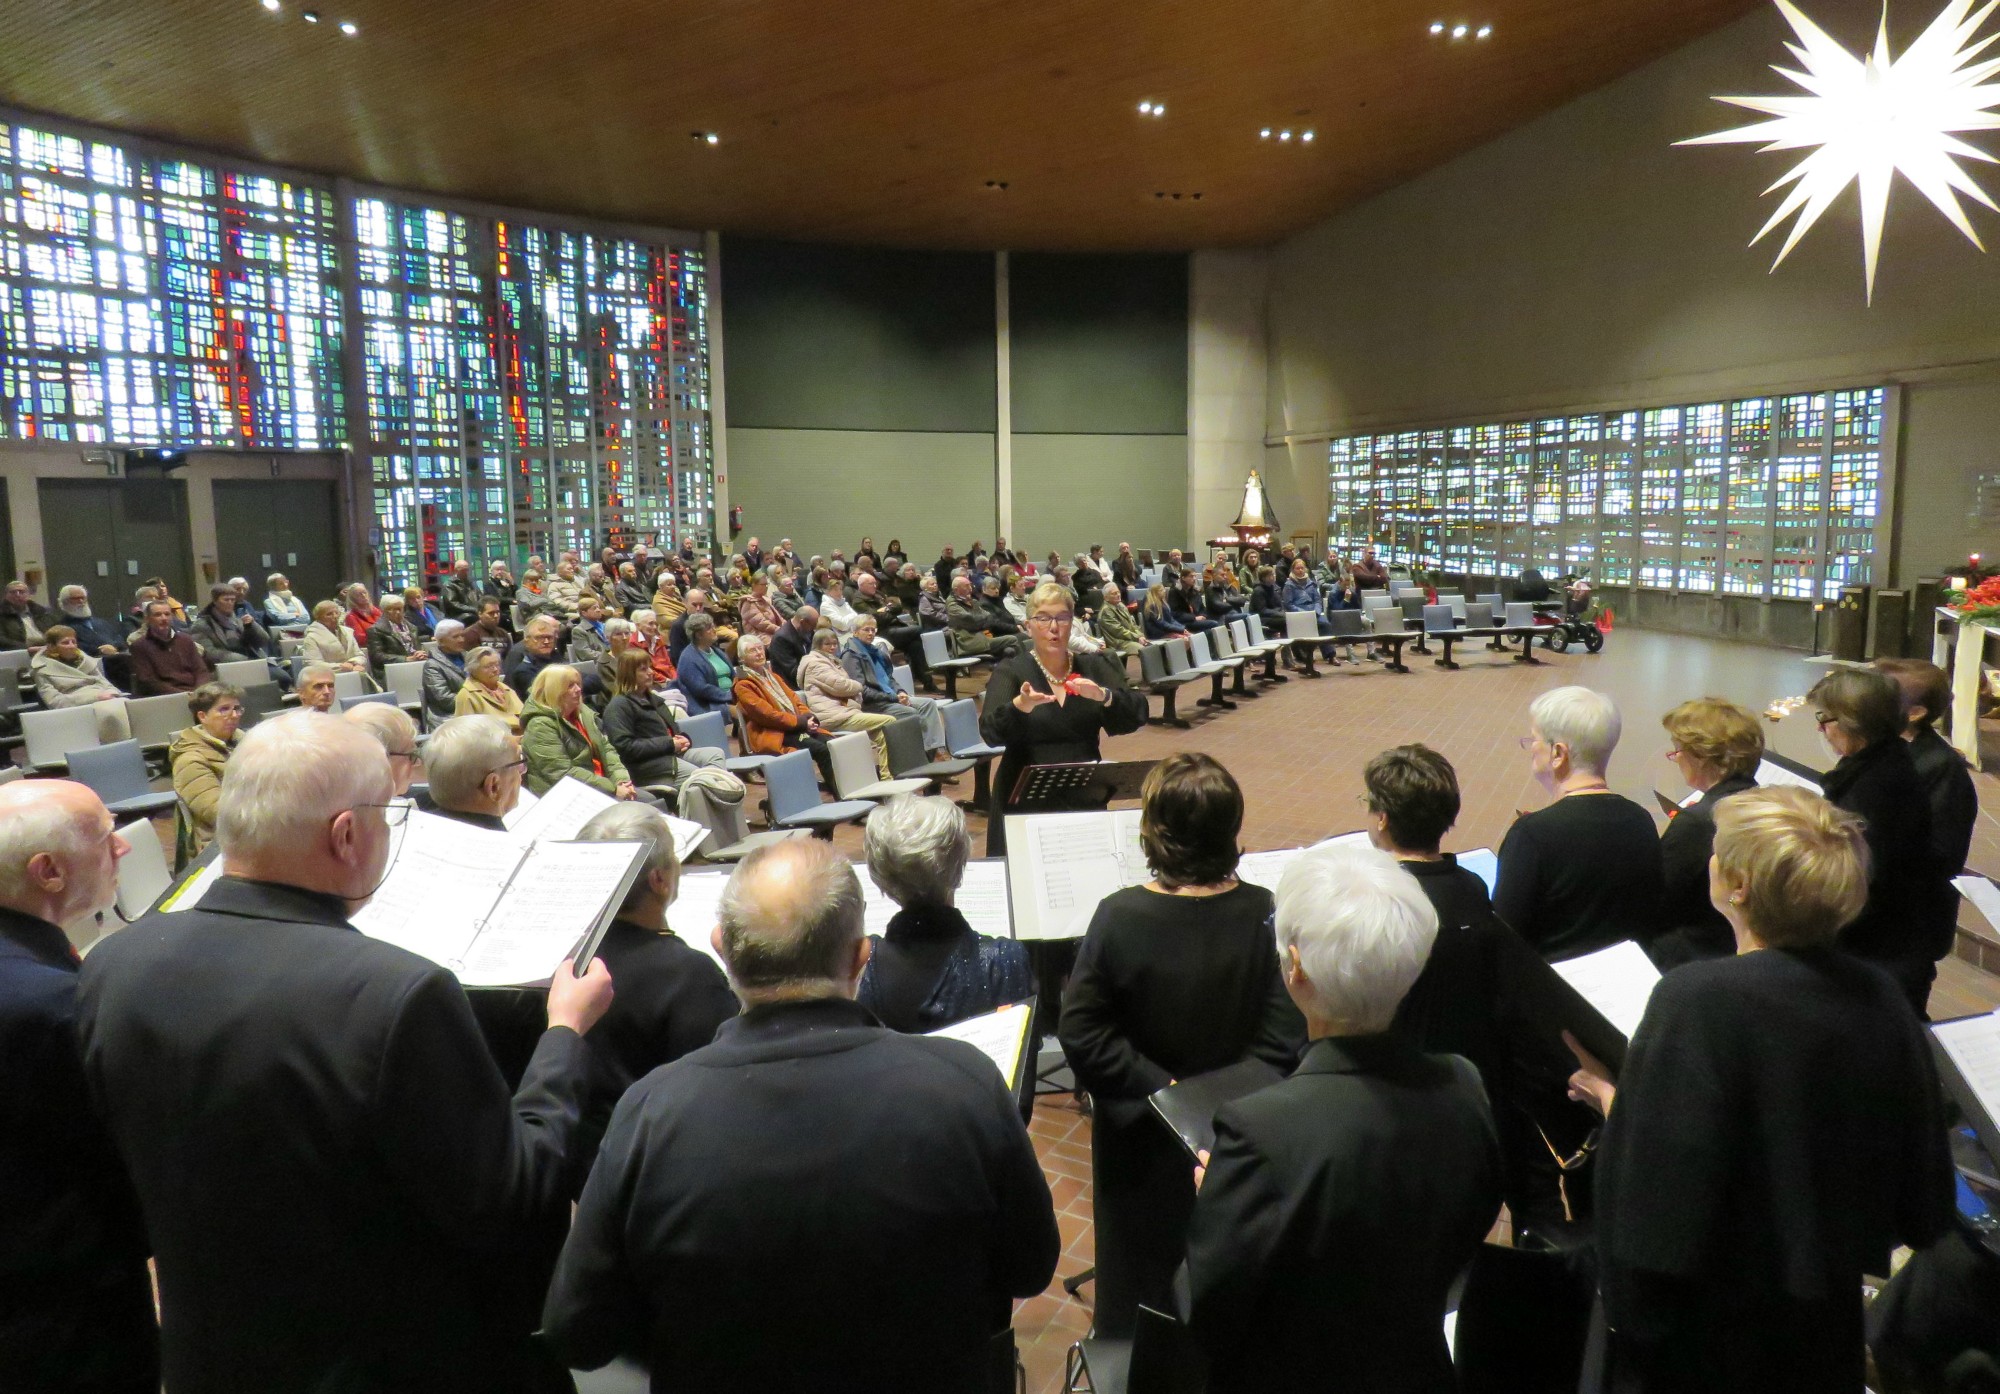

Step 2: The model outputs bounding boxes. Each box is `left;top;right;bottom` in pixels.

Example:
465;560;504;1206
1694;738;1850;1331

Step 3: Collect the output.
1010;253;1188;436
725;429;997;564
1009;434;1188;562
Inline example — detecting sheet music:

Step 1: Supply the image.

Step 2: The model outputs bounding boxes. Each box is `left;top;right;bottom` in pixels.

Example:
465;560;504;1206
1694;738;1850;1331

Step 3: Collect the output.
456;840;647;987
504;776;617;843
953;860;1015;939
1934;1011;2000;1125
1005;809;1149;940
1457;847;1499;898
1957;875;2000;934
499;785;539;831
1551;940;1662;1043
1313;830;1370;850
348;811;523;966
927;1001;1034;1088
664;812;710;863
1237;847;1305;892
1756;758;1822;795
667;869;733;971
160;859;226;913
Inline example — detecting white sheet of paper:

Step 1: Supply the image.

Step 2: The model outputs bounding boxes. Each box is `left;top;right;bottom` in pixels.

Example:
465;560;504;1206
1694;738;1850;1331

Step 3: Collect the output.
499;785;539;831
1934;1011;2000;1125
456;840;647;987
1956;875;2000;934
349;812;523;966
1237;847;1305;892
953;860;1015;939
1457;847;1500;898
504;776;617;844
1552;940;1662;1042
1313;830;1371;850
1004;809;1148;940
664;812;710;863
160;859;226;913
1756;758;1822;795
927;1000;1034;1088
667;869;733;972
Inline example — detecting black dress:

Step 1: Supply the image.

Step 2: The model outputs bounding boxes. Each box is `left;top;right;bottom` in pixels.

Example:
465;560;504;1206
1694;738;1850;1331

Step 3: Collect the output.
978;649;1148;856
855;903;1035;1033
1594;948;1953;1392
1493;792;1666;960
1058;882;1306;1337
1819;737;1945;1013
1650;773;1756;969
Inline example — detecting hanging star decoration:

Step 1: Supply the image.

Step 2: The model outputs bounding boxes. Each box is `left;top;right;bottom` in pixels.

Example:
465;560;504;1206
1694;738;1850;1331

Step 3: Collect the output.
1680;0;2000;302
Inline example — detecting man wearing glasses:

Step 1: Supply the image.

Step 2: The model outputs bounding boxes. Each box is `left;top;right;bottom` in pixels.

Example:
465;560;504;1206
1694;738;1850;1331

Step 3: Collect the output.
77;712;616;1393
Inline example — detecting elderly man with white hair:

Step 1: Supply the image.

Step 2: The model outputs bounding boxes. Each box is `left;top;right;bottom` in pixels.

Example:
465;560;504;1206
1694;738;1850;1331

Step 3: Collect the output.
1493;684;1666;959
344;701;423;797
1182;842;1502;1392
0;780;154;1394
543;837;1058;1390
422;618;472;725
77;713;615;1393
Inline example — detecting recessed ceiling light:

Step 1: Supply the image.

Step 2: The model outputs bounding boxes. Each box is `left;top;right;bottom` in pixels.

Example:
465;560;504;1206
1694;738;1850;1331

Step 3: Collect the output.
301;9;319;20
1452;23;1469;37
1279;129;1292;141
339;19;357;34
1430;21;1445;33
1259;127;1272;139
1476;24;1492;38
704;133;719;145
261;0;280;11
1138;101;1152;113
1302;130;1315;142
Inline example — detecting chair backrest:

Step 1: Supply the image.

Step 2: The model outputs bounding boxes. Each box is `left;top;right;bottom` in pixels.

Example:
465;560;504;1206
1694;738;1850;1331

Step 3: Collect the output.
1283;610;1322;642
941;697;987;755
385;660;427;708
1209;625;1235;660
114;819;173;921
825;732;879;799
1188;629;1215;666
1476;592;1505;624
333;669;368;701
1228;618;1251;651
676;708;727;753
214;658;269;689
339;691;397;712
1504;602;1536;628
1138;641;1172;684
1137;549;1154;567
238;684;287;727
1423;604;1459;634
919;629;950;666
881;715;930;777
278;635;304;658
892;663;916;698
0;765;23;788
1476;592;1503;609
1446;595;1469;619
1398;594;1427;621
0;648;30;678
761;747;823;822
21;705;103;768
1327;608;1367;636
65;740;154;805
1366;600;1404;632
1161;636;1192;676
1358;588;1389;607
124;692;191;749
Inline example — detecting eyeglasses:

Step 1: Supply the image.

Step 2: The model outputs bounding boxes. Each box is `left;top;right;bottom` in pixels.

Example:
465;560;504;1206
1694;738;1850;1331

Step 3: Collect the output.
1517;734;1539;750
1814;711;1834;727
1030;613;1075;627
355;799;414;828
488;757;528;777
386;749;420;764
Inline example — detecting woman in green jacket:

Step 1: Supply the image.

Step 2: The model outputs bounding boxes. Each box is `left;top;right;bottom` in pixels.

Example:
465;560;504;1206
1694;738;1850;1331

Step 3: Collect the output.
520;664;640;801
168;682;244;868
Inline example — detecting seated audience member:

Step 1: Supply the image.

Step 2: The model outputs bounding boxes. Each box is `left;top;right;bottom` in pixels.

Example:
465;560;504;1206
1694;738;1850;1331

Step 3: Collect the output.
768;570;805;620
1493;686;1665;958
1094;582;1146;657
817;576;860;636
439;560;483;625
301;600;367;674
1073;553;1106;615
889;562;923;612
917;573;951;631
1653;698;1764;967
128;599;215;696
766;605;818;688
31;625;125;713
423;715;525;830
190;583;279;675
1352;547;1390;589
0;577;56;651
668;589;738;668
402;587;441;639
523;665;641;801
854;570;929;685
569;595;611;665
455;646;524;732
1204;562;1248;624
484;560;518;612
1140;582;1188;640
673;613;735;717
77;713;615;1392
734;573;782;640
144;577;190;627
0;780;156;1394
345;703;423;798
542;838;1060;1391
1876;656;1979;889
504;615;564;700
589;617;636;705
734;635;837;788
1001;570;1032;627
468;597;513;654
843;613;945;750
573;803;739;1092
1251;564;1285;635
603;649;745;850
170;683;246;865
422;620;471;726
1281;558;1341;663
945;574;1021;658
1808;667;1948;1014
798;627;898;777
340;584;382;648
1572;786;1953;1393
295;664;338;715
54;584;128;660
931;543;960;592
1183;841;1502;1393
121;585;160;640
1169;570;1221;636
365;594;419;683
1361;743;1588;1233
515;567;552;624
856;795;1032;1032
545;558;586;623
1060;753;1306;1337
978;574;1021;635
1110;541;1140;590
613;563;652;617
261;574;311;631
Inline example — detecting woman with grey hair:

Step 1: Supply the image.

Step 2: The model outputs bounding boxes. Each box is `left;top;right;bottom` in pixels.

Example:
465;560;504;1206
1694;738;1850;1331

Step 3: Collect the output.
854;796;1032;1032
1493;685;1666;960
672;612;734;717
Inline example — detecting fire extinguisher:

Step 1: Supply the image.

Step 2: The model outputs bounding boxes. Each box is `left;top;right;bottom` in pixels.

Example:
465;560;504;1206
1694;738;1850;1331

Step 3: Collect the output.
729;505;744;536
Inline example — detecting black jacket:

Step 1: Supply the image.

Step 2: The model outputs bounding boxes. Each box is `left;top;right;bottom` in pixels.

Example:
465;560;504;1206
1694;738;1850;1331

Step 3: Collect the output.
1656;773;1757;963
0;598;55;650
1183;1034;1502;1394
1819;738;1948;961
1493;792;1666;959
590;919;739;1095
440;576;484;624
601;689;685;785
1907;726;1978;876
76;877;598;1393
0;907;157;1394
543;996;1059;1392
767;621;813;688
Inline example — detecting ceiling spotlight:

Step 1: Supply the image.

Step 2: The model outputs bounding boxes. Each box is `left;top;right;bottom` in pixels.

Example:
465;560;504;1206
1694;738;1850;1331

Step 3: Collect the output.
1154;104;1165;117
301;9;319;20
1138;101;1152;113
1452;23;1468;37
1476;24;1492;38
1278;129;1292;141
1429;21;1445;33
1259;127;1272;139
261;0;280;10
704;132;719;145
339;19;357;34
1302;130;1315;142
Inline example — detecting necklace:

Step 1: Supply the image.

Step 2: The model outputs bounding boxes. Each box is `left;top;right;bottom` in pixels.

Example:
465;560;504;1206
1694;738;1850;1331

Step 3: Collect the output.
1030;649;1072;696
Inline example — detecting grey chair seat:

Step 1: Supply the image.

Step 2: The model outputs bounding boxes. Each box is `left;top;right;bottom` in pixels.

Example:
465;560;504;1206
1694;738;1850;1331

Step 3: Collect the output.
701;829;811;862
779;800;878;829
104;792;178;819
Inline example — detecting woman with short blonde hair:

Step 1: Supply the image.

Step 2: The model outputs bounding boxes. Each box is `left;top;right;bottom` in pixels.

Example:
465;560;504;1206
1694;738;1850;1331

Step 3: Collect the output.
1653;697;1766;967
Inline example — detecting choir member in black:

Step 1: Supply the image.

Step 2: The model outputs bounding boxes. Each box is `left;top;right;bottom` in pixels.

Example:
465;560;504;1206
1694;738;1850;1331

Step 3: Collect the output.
1809;668;1947;1015
1361;743;1594;1234
1570;786;1954;1394
1651;698;1763;968
543;839;1059;1391
1494;685;1665;959
0;781;157;1394
1877;655;1979;898
1058;752;1306;1337
1182;842;1502;1392
979;578;1147;856
76;715;616;1394
574;802;739;1091
855;794;1033;1032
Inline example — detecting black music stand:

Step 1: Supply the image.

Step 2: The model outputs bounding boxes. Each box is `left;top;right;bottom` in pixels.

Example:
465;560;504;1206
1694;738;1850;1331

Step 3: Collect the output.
1006;758;1160;814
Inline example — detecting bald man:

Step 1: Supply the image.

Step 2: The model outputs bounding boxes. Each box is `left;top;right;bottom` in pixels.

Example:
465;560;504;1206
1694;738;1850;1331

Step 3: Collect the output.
544;839;1058;1391
0;781;154;1393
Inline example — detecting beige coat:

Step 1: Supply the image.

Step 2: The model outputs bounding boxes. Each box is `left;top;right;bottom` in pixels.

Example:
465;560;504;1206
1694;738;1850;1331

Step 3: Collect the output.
300;621;363;668
795;648;866;724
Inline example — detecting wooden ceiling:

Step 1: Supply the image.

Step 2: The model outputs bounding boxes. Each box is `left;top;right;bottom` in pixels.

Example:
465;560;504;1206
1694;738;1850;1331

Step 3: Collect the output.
0;0;1760;250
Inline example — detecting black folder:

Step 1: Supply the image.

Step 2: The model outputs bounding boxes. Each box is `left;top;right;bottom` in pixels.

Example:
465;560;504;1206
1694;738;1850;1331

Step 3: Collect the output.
1148;1058;1284;1161
1514;952;1639;1078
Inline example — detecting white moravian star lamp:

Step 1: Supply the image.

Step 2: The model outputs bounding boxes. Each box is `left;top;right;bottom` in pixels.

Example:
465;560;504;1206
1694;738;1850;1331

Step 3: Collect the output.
1681;0;2000;301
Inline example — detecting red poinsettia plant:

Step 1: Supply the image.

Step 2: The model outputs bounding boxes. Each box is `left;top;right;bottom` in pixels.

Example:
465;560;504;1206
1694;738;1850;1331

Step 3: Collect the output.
1950;575;2000;624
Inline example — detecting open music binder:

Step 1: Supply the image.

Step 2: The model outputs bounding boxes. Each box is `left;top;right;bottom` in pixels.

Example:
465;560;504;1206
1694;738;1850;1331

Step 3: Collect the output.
1515;939;1663;1077
1932;1011;2000;1168
927;998;1039;1112
1149;1058;1286;1161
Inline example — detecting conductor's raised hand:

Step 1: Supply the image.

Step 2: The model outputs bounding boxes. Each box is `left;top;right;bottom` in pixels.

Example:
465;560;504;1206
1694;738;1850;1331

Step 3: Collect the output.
548;957;614;1036
1068;676;1108;703
1012;685;1058;714
1563;1030;1616;1117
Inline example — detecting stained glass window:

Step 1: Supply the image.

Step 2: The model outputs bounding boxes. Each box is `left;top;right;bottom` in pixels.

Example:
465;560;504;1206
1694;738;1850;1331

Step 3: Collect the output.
1326;388;1886;600
0;120;342;448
